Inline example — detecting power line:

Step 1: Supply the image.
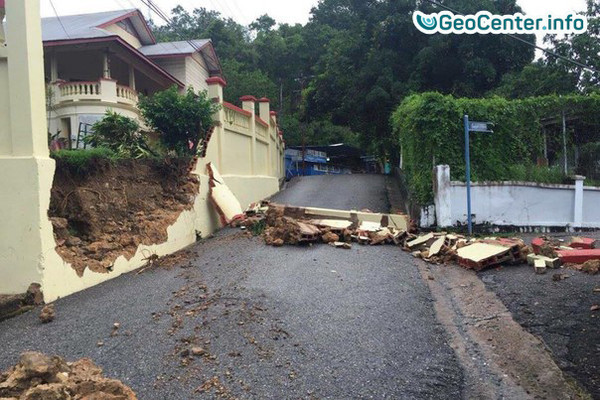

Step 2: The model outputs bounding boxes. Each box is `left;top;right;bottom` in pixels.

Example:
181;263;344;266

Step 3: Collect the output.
421;0;599;75
48;0;70;39
137;0;205;54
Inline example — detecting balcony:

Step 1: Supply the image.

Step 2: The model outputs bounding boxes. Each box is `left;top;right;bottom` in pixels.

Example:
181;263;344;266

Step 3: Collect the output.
51;78;139;108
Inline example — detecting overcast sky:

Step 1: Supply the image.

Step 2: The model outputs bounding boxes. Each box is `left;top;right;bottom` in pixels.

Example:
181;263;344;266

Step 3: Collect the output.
40;0;588;50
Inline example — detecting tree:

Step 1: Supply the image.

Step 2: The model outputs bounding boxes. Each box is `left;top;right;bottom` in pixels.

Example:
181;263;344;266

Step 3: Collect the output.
138;86;220;157
490;62;578;98
543;0;600;93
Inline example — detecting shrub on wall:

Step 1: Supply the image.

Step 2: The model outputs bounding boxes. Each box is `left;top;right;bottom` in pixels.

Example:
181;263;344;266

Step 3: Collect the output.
85;111;153;159
391;93;600;205
139;86;220;157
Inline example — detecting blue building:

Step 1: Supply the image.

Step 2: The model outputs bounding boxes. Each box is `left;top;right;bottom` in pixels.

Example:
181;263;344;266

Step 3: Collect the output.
285;149;350;179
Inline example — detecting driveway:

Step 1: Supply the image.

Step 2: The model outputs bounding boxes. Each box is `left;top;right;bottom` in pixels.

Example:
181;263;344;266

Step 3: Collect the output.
0;174;463;399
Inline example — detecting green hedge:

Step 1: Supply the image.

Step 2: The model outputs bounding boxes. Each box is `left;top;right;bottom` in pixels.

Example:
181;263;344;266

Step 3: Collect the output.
391;93;600;204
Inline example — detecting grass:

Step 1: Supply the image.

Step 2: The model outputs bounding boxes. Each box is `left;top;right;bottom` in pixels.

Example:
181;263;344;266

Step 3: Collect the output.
50;148;117;175
504;164;566;184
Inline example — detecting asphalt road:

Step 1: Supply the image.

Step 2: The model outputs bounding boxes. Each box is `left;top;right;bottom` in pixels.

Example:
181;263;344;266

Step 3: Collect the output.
0;174;464;399
481;262;600;398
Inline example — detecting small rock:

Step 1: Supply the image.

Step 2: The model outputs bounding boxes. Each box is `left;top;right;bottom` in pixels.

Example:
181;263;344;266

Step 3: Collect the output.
25;283;44;306
272;238;284;247
65;236;82;247
591;305;600;312
39;304;55;323
97;341;104;347
321;232;339;244
191;347;206;356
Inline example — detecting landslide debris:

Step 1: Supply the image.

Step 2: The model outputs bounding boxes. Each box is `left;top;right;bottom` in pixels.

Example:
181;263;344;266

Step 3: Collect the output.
0;352;136;399
49;158;199;276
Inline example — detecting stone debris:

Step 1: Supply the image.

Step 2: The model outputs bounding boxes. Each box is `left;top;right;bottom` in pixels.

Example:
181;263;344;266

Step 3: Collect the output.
533;236;600;274
0;352;136;399
238;202;600;275
39;304;55;324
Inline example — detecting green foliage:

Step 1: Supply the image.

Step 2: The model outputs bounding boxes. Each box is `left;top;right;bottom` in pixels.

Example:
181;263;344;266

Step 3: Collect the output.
138;86;220;157
490;62;578;98
391;92;600;204
579;142;600;180
221;59;279;106
50;148;116;175
280;116;360;148
543;1;600;93
85;111;152;159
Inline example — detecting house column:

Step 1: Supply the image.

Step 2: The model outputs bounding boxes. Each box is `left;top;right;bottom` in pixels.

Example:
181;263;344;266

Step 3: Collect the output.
0;0;5;44
102;50;111;79
50;53;58;81
240;95;256;175
0;0;62;297
128;65;135;90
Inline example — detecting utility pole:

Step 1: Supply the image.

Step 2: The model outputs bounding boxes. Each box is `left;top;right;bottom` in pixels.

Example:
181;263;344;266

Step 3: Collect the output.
562;110;568;175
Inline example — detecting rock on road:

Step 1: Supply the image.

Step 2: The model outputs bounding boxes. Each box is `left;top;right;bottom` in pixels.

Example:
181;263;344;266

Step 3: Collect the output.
0;174;464;399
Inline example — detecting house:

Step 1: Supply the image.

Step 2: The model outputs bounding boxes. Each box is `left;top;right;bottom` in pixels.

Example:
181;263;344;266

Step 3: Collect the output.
41;9;222;148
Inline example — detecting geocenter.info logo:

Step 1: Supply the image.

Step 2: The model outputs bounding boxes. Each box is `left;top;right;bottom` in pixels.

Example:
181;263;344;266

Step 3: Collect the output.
413;10;588;35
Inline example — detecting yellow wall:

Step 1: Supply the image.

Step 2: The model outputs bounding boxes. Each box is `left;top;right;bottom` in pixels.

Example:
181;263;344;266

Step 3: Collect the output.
0;1;285;301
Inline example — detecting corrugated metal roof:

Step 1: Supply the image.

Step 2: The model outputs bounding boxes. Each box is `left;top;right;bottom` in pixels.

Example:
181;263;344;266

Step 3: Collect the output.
42;9;136;42
139;40;210;56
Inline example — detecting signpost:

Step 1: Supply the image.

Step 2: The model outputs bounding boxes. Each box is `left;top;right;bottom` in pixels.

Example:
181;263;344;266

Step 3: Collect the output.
463;115;493;236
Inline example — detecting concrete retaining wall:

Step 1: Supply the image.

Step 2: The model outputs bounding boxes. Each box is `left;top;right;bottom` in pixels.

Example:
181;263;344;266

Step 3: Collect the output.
426;165;600;229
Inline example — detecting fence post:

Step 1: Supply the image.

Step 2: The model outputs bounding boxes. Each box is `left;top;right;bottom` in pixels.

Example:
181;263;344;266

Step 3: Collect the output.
206;77;226;170
573;175;585;228
240;95;256;175
258;97;270;176
434;165;452;227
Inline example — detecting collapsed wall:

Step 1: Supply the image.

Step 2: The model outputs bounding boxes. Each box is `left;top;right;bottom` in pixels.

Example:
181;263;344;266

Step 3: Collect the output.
49;158;199;277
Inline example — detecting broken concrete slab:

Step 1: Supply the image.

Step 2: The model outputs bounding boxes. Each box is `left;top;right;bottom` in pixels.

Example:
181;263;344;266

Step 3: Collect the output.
406;232;435;249
428;236;446;257
527;254;561;269
207;162;244;225
557;249;600;264
534;259;547;274
310;219;353;231
275;204;409;232
456;243;512;271
569;237;597;250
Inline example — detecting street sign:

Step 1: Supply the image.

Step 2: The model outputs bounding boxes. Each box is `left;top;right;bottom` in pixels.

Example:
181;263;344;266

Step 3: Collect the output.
468;121;494;133
464;115;494;236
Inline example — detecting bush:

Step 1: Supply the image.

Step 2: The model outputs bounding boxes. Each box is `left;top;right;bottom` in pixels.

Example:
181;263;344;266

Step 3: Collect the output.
85;111;153;159
138;86;220;157
579;142;600;181
391;92;600;204
51;148;116;175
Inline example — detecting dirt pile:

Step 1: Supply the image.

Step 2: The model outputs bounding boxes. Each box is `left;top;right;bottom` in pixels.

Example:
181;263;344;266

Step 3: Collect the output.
0;352;136;399
263;206;304;245
49;158;199;276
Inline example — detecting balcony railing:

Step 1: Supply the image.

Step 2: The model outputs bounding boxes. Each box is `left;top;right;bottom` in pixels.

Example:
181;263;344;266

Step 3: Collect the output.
117;84;138;104
51;79;138;107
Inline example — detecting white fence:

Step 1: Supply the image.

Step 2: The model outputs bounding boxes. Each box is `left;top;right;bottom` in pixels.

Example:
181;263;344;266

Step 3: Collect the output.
424;165;600;230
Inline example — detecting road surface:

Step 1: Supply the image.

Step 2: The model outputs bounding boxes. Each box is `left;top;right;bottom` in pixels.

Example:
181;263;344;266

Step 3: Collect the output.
0;174;464;398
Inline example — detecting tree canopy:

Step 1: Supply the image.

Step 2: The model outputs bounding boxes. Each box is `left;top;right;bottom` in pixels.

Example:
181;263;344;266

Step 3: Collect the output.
151;0;595;155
